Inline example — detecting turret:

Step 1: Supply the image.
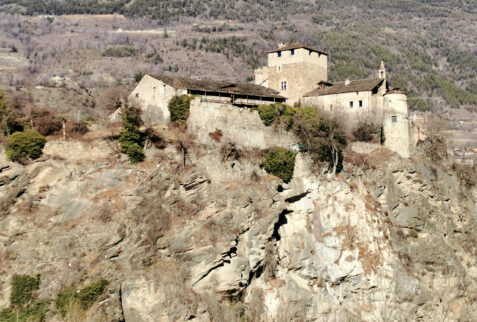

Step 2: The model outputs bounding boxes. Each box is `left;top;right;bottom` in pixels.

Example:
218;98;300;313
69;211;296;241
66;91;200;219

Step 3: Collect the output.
378;61;386;79
383;90;410;158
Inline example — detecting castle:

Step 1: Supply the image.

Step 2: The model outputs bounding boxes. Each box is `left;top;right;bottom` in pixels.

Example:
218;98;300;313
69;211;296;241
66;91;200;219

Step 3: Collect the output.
253;43;410;157
129;43;411;158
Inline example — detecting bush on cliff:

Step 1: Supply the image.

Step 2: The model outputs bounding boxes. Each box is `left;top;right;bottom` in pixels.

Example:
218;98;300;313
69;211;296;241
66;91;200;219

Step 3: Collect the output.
262;147;297;183
56;279;109;317
256;104;347;173
352;121;380;142
6;130;47;162
257;103;295;129
168;95;192;126
11;274;41;307
0;274;49;322
119;106;145;163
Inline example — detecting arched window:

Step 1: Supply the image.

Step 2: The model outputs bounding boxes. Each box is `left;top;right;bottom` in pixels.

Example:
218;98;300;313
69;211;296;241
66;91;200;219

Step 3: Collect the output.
281;81;287;90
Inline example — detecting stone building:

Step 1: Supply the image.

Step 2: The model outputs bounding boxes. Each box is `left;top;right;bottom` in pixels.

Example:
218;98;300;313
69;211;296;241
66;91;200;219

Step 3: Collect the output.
129;74;285;125
302;78;387;124
254;44;328;105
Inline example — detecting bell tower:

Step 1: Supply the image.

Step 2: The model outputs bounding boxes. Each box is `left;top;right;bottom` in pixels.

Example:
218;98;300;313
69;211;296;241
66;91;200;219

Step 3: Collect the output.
378;61;386;79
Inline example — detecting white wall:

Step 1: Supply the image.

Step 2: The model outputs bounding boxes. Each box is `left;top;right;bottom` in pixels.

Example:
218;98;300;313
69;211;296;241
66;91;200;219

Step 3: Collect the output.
128;75;186;125
383;93;410;158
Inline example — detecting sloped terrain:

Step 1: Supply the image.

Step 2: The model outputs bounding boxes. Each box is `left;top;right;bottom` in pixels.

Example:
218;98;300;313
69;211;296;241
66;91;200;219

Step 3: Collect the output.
0;131;475;321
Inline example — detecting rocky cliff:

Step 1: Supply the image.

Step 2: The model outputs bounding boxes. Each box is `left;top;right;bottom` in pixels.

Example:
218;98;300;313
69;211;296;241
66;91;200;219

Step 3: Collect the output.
0;131;476;321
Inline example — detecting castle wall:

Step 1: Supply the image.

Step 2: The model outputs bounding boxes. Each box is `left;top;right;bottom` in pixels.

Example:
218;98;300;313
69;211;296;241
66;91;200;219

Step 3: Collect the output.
302;91;382;127
383;93;410;158
187;98;295;150
128;74;186;125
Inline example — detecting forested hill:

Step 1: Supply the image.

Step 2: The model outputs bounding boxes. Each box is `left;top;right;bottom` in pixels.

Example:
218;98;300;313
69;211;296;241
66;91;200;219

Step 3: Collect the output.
1;0;476;22
1;0;476;112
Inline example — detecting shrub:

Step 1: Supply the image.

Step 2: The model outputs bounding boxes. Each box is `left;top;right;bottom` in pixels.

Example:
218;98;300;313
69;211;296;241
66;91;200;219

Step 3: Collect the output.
33;109;62;136
144;127;167;149
352;121;380;142
70;120;89;135
168;95;192;125
0;90;25;135
419;135;447;162
293;110;347;173
256;104;347;173
0;300;49;322
262;148;297;183
6;131;47;162
10;274;41;307
97;86;129;113
257;103;295;128
56;279;109;317
102;45;137;57
257;104;279;126
453;163;477;188
76;278;109;310
119;106;145;163
134;71;144;83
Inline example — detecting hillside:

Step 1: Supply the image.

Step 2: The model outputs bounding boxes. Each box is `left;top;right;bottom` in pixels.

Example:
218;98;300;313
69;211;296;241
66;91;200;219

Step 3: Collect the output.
0;1;476;113
0;121;476;320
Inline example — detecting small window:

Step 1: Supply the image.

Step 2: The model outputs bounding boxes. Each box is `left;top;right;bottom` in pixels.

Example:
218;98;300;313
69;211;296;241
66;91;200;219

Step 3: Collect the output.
281;81;287;90
359;100;363;107
277;51;282;57
349;101;353;108
309;50;312;55
277;66;281;72
392;116;397;123
291;49;295;55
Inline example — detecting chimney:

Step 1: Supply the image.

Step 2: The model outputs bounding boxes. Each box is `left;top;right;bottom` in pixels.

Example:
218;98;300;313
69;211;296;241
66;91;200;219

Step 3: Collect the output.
345;79;350;86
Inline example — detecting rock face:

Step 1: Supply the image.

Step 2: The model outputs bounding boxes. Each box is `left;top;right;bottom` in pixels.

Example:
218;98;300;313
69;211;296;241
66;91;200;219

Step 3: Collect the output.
0;135;476;321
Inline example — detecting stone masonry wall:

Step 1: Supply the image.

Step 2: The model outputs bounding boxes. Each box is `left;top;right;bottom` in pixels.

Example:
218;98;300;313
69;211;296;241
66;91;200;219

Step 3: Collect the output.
187;98;295;150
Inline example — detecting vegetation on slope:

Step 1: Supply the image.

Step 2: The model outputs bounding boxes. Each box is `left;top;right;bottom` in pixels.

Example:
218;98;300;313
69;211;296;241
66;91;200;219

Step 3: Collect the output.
262;148;296;183
119;106;145;163
0;274;49;322
6;130;47;162
256;104;347;173
56;278;109;317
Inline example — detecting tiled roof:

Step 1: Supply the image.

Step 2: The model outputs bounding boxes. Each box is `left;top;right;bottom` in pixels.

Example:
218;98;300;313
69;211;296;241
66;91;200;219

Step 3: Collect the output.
151;74;284;99
267;43;327;55
304;78;384;97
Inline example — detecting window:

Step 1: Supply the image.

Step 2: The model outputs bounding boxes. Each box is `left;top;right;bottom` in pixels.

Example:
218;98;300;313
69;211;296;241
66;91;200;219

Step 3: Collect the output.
277;65;281;72
291;49;295;55
309;50;312;55
277;51;281;57
359;100;363;107
349;101;353;108
281;81;287;90
392;116;397;123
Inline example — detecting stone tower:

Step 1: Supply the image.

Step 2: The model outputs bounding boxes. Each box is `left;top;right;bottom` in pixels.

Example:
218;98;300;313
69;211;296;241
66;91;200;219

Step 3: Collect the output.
383;90;411;158
254;44;328;105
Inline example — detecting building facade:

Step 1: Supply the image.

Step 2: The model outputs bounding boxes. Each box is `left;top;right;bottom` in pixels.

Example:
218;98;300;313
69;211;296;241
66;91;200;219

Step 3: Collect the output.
254;44;328;105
